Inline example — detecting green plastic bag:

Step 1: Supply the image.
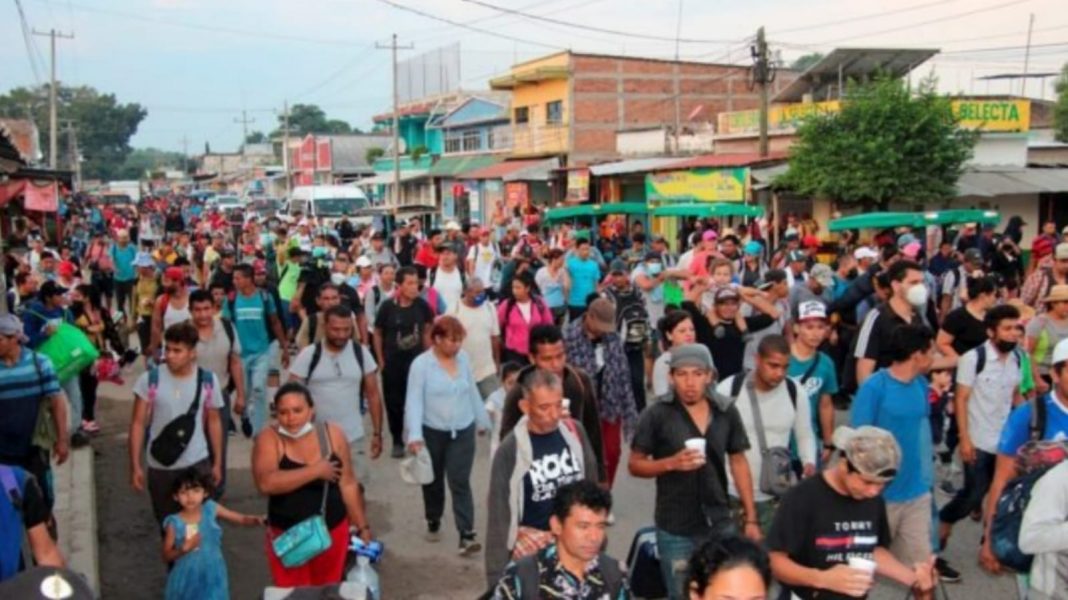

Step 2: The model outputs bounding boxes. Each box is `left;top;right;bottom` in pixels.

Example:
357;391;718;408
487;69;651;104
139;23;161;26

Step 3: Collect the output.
36;323;99;384
664;280;684;307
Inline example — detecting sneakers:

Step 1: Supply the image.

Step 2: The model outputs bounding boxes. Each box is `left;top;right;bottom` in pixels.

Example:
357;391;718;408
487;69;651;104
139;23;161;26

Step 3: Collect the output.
240;416;253;438
391;444;405;459
426;520;441;543
936;557;962;583
70;429;91;449
81;420;100;434
458;532;481;556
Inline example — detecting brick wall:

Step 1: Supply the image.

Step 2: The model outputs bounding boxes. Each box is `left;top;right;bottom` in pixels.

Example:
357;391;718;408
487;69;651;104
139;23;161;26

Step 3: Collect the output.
567;53;797;164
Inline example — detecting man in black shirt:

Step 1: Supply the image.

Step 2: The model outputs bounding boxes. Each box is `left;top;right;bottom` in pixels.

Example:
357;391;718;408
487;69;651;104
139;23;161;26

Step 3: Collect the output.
629;344;756;600
681;282;779;379
767;426;936;600
373;266;434;458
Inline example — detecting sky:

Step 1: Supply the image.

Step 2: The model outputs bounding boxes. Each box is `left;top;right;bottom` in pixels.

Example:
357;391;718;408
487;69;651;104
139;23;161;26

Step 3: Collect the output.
3;0;1066;154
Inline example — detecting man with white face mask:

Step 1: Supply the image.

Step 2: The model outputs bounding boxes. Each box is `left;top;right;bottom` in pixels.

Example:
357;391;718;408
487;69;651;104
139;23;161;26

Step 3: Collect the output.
854;260;946;386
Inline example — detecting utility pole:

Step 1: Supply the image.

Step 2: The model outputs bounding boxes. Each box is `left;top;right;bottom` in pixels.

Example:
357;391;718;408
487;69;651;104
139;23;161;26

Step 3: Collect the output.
234;109;255;154
750;27;775;158
282;100;292;198
63;121;81;191
672;0;684;155
32;28;74;169
377;34;413;214
1021;13;1035;97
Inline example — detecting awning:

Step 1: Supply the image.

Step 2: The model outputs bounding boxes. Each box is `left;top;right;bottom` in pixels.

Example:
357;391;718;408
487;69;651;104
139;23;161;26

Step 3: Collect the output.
356;170;430;186
956;168;1068;197
664;152;789;170
751;164;790;190
458;159;552;180
429;154;503;177
503;157;559;182
588;157;681;177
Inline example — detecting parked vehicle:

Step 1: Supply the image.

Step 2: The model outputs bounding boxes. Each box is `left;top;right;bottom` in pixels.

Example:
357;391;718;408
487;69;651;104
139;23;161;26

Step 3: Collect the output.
286;185;371;227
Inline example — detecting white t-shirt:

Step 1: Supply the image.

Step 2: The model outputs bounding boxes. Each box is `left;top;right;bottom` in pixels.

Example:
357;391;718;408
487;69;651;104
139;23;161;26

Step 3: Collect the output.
195;319;242;390
431;267;464;314
957;340;1022;454
718;374;816;503
449;301;500;382
467;243;499;284
652;351;672;398
516;300;532;322
134;367;224;470
288;341;378;443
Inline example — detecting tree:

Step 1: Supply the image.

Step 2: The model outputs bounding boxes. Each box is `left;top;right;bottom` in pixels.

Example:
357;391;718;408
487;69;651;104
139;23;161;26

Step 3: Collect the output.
790;52;824;71
245;131;267;144
116;148;193;180
1055;63;1068;143
365;146;385;165
776;75;977;211
0;84;146;180
272;103;355;137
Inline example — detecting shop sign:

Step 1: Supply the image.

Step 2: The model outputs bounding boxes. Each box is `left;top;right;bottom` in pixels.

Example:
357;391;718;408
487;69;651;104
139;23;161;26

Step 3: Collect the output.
645;167;749;203
566;168;589;203
717;101;840;135
952;99;1030;132
505;181;528;209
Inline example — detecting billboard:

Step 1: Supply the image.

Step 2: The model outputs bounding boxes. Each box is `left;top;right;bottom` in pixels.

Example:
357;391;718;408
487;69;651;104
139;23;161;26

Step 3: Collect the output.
399;43;461;103
645;168;749;203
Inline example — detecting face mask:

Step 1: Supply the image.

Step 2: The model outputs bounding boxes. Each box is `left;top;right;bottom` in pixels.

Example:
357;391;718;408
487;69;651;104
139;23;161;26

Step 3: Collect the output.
277;421;314;439
647;262;663;275
312;247;328;259
995;340;1018;353
330;273;347;286
906;283;929;307
472;292;487;306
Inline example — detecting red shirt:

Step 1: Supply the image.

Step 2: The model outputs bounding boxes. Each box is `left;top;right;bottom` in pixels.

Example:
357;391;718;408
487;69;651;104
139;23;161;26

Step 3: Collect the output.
414;241;439;269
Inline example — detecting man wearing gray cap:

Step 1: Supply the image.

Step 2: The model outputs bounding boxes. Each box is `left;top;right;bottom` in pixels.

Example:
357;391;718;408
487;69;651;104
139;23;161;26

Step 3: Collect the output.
447;277;501;399
767;426;936;600
629;343;756;600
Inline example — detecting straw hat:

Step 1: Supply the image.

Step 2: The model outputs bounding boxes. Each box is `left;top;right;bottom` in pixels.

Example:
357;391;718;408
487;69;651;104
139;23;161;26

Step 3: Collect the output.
1007;298;1036;323
1042;284;1068;304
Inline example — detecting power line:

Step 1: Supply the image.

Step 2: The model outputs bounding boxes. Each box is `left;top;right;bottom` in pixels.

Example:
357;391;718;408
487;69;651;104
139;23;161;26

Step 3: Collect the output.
13;0;44;83
458;0;734;44
773;0;955;35
372;0;563;50
940;41;1068;54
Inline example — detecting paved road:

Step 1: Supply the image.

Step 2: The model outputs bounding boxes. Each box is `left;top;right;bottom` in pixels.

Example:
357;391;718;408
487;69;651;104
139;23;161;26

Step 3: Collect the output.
92;367;1021;599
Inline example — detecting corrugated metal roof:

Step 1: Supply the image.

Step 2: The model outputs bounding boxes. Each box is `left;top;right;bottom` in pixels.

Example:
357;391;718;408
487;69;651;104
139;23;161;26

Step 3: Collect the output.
773;48;938;103
458;159;547;180
504;157;560;182
588;157;680;177
665;152;789;170
429;154;503;177
356;170;430;186
956;168;1068;196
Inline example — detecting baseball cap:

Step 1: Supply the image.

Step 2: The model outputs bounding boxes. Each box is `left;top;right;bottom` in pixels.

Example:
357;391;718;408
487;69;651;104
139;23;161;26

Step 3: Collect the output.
802;235;820;249
757;269;787;291
39;280;68;298
833;426;902;482
1033;236;1055;258
853;247;878;261
743;241;763;256
714;286;740;303
586;298;617;334
444;221;461;232
609;258;628;274
57;261;76;277
787;249;806;263
0;314;28;342
797;300;828;322
355;256;373;268
810;263;834;288
702;230;718;242
901;241;922;259
1056;243;1068;261
963;248;983;264
896;233;918;248
643;250;662;262
669;343;716;372
133;252;155;268
164;267;185;282
371;230;386;241
1043;284;1068;305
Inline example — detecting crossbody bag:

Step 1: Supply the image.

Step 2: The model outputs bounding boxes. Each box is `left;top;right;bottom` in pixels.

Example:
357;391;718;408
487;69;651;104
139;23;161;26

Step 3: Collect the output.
271;423;334;568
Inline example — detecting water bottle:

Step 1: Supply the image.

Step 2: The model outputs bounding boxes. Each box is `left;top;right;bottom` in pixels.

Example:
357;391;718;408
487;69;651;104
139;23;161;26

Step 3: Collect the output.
345;555;381;599
349;534;384;563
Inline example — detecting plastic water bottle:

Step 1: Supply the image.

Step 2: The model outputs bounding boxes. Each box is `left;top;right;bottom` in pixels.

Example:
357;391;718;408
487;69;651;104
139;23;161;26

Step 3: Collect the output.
345;555;381;599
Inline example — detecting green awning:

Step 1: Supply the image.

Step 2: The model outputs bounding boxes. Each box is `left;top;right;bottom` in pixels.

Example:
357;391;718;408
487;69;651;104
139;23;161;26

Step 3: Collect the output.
428;154;503;177
829;212;923;232
652;203;764;218
921;209;1000;227
545;203;648;222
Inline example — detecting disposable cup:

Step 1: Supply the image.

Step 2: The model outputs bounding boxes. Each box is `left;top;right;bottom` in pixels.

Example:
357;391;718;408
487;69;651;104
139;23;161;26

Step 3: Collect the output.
562;398;571;412
684;438;707;456
847;557;876;574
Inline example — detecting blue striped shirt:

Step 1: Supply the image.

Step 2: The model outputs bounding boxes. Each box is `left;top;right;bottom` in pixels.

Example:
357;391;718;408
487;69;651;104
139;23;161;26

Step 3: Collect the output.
0;348;61;458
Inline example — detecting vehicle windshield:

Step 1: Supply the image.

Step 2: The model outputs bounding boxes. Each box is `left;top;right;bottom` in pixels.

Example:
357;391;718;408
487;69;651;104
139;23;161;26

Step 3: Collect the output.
314;196;366;216
216;196;241;206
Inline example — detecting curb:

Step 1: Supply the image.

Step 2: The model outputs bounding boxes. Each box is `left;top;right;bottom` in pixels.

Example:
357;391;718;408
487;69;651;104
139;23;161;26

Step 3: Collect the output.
54;445;99;594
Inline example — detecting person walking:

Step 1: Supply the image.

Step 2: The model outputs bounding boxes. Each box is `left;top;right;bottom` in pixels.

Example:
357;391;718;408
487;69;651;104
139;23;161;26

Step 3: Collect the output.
497;272;554;366
404;316;491;555
448;277;501;399
111;229;138;319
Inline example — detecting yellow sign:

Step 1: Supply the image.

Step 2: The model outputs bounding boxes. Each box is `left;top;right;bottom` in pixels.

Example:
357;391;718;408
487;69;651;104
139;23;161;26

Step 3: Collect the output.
952;100;1030;132
646;168;749;203
566;168;589;203
718;101;840;135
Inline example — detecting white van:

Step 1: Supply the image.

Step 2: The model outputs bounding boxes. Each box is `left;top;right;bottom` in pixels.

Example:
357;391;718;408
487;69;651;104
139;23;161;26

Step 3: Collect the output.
286;185;371;227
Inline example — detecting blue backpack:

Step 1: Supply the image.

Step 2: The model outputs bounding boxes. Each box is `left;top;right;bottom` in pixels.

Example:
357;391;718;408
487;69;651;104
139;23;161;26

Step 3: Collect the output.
0;465;29;582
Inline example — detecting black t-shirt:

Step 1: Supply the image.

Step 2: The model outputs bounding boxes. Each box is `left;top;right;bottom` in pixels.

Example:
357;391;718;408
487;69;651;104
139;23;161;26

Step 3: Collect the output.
855;303;923;370
209;268;235;297
521;428;585;531
338;283;363;316
631;397;750;536
395;235;417;266
940;307;987;356
297;262;329;315
373;297;434;362
2;470;50;532
766;475;891;600
681;301;773;379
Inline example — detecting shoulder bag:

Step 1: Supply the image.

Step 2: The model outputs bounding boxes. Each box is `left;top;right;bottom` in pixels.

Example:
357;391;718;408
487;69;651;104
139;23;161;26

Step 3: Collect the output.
271;423;335;568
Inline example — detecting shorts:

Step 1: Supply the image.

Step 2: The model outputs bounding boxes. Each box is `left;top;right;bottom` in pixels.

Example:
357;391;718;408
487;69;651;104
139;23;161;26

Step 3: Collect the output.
886;493;933;565
349;439;370;485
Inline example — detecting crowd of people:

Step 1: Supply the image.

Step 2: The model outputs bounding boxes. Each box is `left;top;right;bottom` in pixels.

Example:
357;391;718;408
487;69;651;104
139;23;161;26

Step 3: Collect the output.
3;192;1068;600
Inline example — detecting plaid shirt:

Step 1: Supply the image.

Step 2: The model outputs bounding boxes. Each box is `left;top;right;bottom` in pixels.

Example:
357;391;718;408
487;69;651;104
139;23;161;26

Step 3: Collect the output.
492;544;630;600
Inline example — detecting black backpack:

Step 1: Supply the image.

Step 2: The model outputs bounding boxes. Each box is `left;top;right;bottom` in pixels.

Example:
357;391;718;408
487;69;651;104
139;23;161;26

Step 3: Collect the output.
429;266;466;289
974;343;1022;375
605;288;649;348
729;370;799;407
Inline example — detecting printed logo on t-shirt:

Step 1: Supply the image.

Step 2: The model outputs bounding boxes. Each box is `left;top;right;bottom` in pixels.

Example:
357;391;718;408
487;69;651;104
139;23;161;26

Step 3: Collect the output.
528;447;583;502
802;377;823;400
814;520;878;563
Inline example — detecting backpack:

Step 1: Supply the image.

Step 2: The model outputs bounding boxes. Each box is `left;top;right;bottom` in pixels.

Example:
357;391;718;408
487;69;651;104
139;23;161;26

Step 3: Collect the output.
305;341;366;414
227;289;276;342
729;370;799;408
974;343;1022;376
515;550;623;600
0;465;29;581
429;266;466;290
606;289;649;348
990;395;1068;573
625;526;666;599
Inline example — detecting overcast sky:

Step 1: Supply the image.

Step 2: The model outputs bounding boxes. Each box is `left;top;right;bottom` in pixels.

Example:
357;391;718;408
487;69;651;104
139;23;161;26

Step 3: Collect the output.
4;0;1065;154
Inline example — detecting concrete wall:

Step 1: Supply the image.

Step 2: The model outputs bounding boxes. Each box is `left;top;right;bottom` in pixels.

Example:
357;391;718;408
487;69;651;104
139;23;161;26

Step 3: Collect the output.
969;134;1028;168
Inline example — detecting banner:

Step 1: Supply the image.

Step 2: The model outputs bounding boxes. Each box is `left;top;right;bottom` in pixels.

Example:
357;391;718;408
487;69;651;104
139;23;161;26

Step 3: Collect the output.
23;181;59;212
505;182;528;209
717;101;841;136
645;168;749;203
565;168;589;203
953;99;1030;132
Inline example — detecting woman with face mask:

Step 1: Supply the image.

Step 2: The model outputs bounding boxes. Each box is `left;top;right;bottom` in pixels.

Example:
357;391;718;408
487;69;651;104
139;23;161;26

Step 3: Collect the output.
252;383;373;587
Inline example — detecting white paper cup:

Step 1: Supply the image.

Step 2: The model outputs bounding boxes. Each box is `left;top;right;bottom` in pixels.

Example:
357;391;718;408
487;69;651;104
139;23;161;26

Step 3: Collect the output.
562;398;571;412
847;557;876;574
684;438;707;456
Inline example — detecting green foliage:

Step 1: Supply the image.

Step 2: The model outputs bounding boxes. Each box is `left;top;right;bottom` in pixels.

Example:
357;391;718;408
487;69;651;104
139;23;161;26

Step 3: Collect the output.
1055;63;1068;143
410;144;428;160
776;75;977;210
245;131;267;144
365;146;385;165
0;84;146;180
273;104;354;137
115;148;192;180
790;52;824;71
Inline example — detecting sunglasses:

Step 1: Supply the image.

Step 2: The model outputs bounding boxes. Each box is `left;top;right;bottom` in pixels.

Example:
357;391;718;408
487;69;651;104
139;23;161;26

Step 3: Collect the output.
846;458;897;480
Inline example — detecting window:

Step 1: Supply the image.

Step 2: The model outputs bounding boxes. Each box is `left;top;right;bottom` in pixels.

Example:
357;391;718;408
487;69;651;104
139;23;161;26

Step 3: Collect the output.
462;130;481;152
546;100;563;125
515;106;529;124
445;135;461;154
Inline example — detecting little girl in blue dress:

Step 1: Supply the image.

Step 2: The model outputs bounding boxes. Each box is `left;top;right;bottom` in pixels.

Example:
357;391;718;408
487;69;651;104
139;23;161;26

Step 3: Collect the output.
162;468;265;600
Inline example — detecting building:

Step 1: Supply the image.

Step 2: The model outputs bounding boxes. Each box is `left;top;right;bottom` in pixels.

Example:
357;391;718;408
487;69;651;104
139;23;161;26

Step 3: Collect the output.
289;133;392;187
489;51;798;165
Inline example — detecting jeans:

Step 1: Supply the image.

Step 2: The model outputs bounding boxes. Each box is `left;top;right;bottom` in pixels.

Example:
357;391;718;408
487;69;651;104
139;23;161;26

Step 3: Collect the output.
656;519;736;600
61;376;82;434
78;369;98;422
382;357;415;448
114;279;135;318
625;345;647;413
421;424;476;536
939;449;997;525
244;351;270;435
